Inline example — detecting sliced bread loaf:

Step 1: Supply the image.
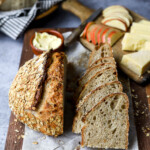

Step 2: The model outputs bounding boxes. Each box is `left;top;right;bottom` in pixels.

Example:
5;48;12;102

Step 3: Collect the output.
89;57;115;68
81;93;129;149
88;43;113;67
72;81;123;134
78;63;116;89
76;68;118;104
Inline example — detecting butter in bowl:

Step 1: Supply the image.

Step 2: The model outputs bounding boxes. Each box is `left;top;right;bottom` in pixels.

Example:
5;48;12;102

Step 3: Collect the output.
30;29;64;55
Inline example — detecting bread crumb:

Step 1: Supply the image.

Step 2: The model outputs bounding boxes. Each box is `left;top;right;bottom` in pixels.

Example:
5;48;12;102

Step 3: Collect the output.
14;141;17;144
146;133;149;137
42;136;46;140
132;94;138;98
14;129;19;133
141;111;144;114
74;145;80;150
14;119;17;122
32;142;38;145
21;135;25;138
132;89;135;92
32;107;36;110
147;95;150;98
147;70;150;73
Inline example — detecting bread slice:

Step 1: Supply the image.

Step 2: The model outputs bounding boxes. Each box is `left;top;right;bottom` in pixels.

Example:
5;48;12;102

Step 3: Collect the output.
81;93;129;149
76;68;118;104
88;43;113;67
72;81;123;134
9;51;67;136
89;57;116;68
79;63;116;88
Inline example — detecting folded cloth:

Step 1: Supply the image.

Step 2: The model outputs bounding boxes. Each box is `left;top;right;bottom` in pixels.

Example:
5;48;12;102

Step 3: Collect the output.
0;0;62;40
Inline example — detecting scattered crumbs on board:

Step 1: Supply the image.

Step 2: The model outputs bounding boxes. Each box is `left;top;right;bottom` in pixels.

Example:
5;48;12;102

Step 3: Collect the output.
132;94;138;98
131;89;150;137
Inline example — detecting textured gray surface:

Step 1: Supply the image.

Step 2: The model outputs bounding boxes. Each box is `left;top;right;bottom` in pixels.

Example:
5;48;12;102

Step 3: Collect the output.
0;0;150;149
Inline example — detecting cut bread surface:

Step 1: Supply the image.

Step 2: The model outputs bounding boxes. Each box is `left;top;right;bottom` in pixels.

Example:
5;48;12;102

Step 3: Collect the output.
78;63;116;90
89;57;115;68
81;93;129;149
88;43;113;67
77;68;118;104
72;81;123;134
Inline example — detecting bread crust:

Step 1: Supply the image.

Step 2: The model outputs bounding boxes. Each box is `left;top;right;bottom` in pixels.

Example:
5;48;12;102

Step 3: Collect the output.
89;57;115;68
72;81;123;133
77;68;118;104
9;51;67;136
81;93;129;149
78;63;116;86
77;81;123;109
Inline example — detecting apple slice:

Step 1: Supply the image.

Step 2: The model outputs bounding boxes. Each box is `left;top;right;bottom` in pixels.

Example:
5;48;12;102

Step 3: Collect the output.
107;31;123;46
102;19;127;31
103;15;130;27
103;5;129;16
97;26;107;45
104;12;133;23
90;25;103;45
81;22;95;38
86;24;98;42
101;28;111;43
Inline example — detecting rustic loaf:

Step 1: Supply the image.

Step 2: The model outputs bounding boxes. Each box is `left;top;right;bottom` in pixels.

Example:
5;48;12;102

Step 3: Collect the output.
72;81;123;134
88;43;113;67
9;51;67;136
76;68;118;104
81;93;129;149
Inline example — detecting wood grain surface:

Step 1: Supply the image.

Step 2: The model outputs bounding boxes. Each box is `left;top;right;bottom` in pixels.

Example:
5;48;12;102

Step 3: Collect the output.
5;27;150;150
62;0;150;84
5;29;34;150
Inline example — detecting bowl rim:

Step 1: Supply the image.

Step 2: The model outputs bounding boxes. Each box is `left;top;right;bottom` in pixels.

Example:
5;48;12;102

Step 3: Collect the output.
30;29;64;55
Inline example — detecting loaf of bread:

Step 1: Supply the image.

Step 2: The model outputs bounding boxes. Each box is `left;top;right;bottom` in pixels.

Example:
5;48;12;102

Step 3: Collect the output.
72;42;129;149
72;81;123;134
81;93;129;149
88;43;113;66
9;51;67;136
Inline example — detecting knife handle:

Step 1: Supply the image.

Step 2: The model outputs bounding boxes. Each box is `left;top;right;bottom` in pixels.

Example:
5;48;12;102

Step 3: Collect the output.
62;0;94;22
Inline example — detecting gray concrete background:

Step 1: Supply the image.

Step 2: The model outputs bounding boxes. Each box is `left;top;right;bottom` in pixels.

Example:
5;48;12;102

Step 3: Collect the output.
0;0;150;149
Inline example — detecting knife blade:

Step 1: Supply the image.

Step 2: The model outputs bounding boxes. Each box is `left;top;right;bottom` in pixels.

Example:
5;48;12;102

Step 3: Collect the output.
64;7;103;47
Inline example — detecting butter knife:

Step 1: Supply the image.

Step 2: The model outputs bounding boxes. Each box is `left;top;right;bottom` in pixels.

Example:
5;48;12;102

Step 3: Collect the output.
64;7;102;46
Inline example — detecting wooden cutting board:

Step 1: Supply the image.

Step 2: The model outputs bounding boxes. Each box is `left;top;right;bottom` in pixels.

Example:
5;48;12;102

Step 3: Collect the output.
5;28;150;150
62;0;150;84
